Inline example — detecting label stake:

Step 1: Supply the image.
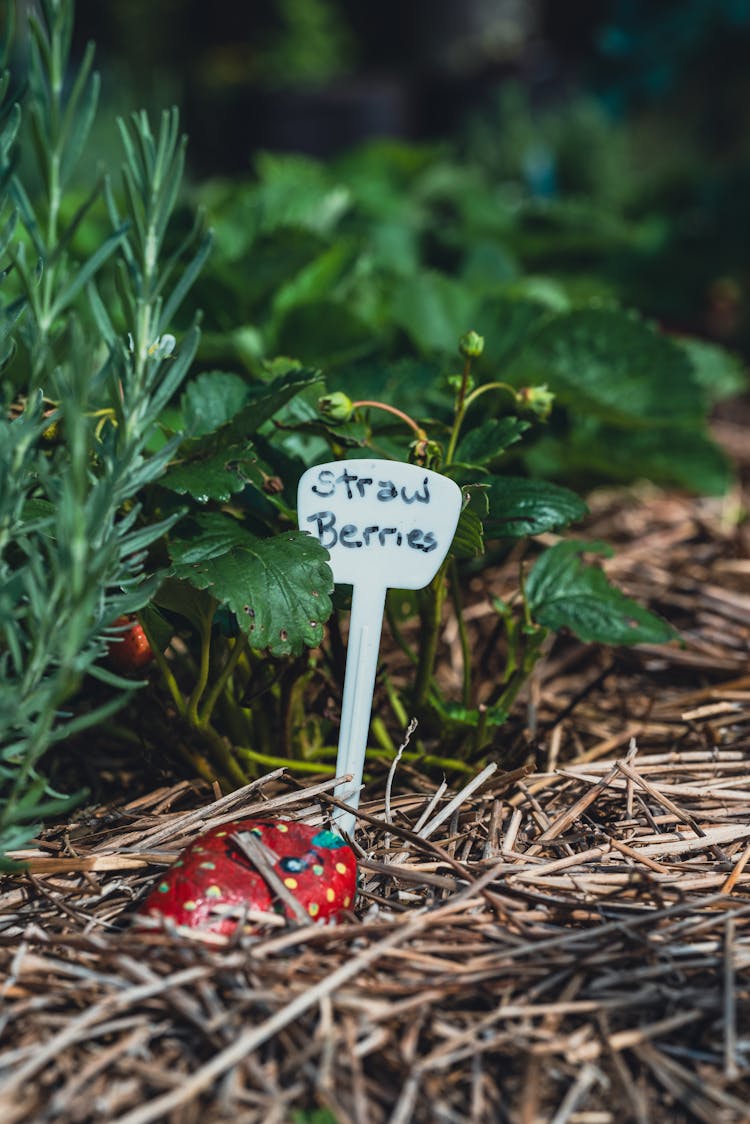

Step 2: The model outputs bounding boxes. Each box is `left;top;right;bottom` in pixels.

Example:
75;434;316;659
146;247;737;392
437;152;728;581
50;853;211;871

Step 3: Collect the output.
298;459;462;834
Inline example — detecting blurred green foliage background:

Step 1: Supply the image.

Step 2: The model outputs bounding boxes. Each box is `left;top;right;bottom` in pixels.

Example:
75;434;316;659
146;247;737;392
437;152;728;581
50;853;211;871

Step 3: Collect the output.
10;0;749;356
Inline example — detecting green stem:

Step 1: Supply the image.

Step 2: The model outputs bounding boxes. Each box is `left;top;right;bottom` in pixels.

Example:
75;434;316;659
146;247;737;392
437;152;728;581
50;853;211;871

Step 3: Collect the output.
474;704;489;753
140;618;188;719
463;381;520;411
371;715;395;754
198;631;248;728
385;597;418;667
234;747;334;775
444;356;472;466
384;672;409;729
449;559;472;708
186;603;216;725
199;723;250;788
445;379;519;466
412;561;449;709
172;739;220;786
303;745;473;774
351;400;426;440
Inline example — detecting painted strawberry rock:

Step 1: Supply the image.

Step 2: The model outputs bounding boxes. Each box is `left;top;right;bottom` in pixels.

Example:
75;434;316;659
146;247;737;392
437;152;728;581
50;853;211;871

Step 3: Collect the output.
137;818;357;937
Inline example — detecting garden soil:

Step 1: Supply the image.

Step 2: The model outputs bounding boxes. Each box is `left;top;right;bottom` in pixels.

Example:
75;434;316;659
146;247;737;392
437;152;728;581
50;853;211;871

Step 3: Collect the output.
1;413;749;1123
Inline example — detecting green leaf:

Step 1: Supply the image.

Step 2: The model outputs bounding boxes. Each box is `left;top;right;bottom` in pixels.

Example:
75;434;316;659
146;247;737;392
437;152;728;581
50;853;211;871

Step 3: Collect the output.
159;227;213;330
153;576;216;634
181;370;251;436
389;270;477;355
450;485;488;558
138;603;175;654
255;152;350;235
274;299;374;367
271;239;357;320
526;540;676;645
678;336;747;402
484;477;587;538
144;323;202;424
222;368;324;440
168;512;333;656
475;293;551;368
59;49;99;189
20;498;56;528
528;422;732;497
506;307;707;427
160;438;259;503
451;506;485;558
455;416;531;467
438;701;509;729
48;223;128;321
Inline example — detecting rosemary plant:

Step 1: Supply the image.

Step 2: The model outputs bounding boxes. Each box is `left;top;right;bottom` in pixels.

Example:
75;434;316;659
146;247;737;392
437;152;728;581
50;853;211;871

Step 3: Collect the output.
0;0;209;866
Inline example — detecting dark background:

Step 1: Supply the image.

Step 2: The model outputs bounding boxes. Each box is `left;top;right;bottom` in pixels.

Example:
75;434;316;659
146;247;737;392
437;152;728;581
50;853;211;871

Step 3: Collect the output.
61;0;750;171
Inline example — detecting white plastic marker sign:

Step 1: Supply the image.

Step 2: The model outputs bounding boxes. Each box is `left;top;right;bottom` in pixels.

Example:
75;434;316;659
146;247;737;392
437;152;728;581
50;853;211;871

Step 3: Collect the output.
298;459;462;834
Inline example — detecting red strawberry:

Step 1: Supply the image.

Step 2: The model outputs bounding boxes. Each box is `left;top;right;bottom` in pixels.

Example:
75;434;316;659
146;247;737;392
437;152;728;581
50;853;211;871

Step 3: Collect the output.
107;615;154;673
136;819;357;938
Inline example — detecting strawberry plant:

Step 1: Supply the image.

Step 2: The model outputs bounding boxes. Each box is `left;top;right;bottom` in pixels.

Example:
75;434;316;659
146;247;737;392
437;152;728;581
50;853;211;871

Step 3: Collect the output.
142;327;673;785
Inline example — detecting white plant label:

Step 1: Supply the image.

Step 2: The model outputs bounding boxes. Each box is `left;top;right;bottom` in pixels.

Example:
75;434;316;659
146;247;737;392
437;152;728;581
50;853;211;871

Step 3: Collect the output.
298;459;463;833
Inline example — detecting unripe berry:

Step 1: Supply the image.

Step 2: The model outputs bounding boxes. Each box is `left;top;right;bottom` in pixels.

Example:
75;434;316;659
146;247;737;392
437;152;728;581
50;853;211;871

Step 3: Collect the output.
317;392;353;423
458;330;484;359
107;616;154;673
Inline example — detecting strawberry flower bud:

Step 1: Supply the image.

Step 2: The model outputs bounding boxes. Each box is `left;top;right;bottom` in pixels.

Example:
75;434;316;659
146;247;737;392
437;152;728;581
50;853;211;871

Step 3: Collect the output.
317;392;353;423
458;330;485;359
517;384;555;421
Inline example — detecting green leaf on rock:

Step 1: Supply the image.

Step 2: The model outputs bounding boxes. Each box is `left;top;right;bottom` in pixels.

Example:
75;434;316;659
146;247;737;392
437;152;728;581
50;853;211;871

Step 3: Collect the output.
168;512;333;656
484;477;588;538
526;540;676;645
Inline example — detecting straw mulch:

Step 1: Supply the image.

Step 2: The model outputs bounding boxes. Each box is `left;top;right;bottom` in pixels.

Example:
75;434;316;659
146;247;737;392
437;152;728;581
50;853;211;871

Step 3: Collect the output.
1;419;749;1123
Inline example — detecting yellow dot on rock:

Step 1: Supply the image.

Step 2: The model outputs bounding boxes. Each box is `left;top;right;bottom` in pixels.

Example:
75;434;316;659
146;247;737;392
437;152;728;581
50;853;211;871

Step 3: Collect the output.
183;900;197;911
284;877;298;890
343;896;351;908
326;887;335;903
205;885;222;898
276;823;289;833
309;902;319;917
215;831;227;837
335;862;348;875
